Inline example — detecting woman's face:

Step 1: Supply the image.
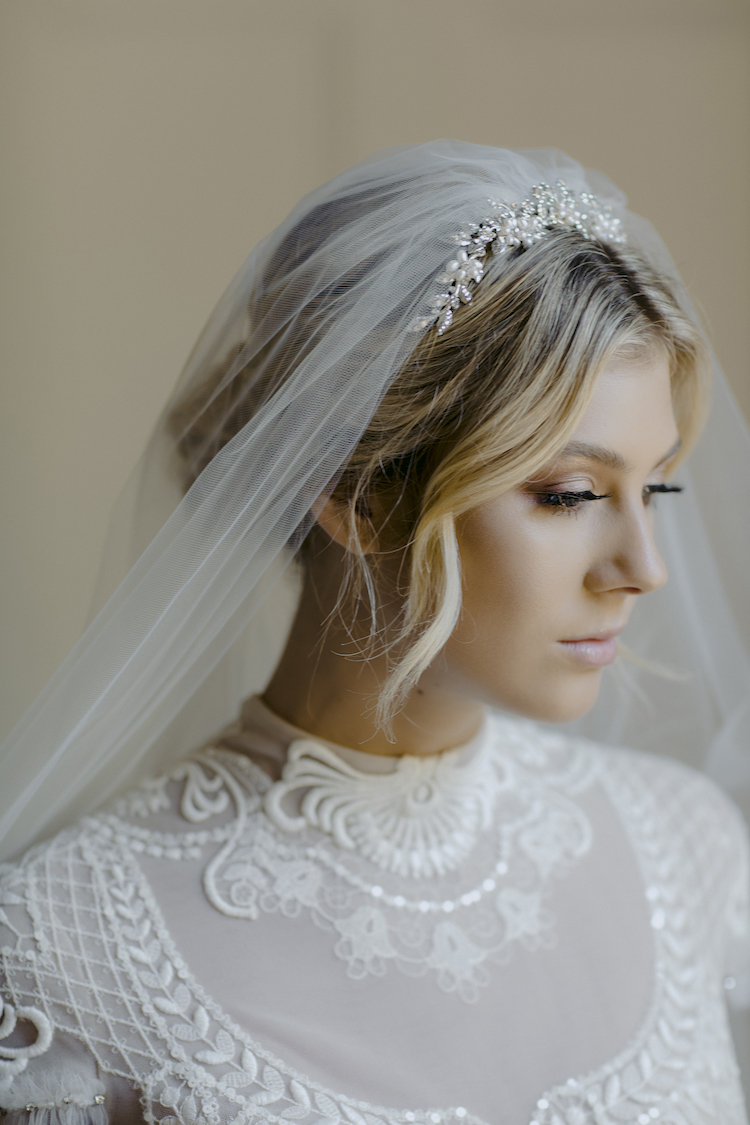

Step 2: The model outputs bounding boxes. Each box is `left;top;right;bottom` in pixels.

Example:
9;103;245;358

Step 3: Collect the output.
440;347;680;724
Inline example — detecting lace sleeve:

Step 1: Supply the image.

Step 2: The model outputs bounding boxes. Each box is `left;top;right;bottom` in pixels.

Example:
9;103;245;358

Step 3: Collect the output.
722;799;750;1012
0;991;107;1125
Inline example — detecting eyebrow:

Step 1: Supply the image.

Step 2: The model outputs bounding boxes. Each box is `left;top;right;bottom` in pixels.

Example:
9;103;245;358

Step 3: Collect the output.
556;437;682;473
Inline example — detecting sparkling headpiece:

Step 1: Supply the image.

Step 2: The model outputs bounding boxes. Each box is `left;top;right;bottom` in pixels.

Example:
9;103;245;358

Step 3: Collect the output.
414;181;626;336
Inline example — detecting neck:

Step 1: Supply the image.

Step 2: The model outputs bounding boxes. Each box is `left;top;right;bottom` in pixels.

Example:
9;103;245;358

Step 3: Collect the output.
263;547;485;757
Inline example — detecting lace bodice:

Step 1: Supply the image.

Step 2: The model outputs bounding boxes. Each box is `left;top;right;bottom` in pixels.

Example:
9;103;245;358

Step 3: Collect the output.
1;707;748;1125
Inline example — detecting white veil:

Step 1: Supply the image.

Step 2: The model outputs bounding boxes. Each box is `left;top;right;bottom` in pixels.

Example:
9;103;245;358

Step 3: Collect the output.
1;140;749;869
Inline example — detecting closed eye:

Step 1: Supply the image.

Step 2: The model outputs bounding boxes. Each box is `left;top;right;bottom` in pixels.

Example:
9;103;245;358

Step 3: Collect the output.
536;483;684;513
536;490;611;511
644;483;683;506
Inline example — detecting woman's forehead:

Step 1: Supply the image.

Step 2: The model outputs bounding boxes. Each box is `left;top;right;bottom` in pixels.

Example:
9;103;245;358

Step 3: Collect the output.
563;351;679;470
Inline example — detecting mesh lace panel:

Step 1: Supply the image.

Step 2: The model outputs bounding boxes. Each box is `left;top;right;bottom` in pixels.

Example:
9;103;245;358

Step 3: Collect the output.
1;720;748;1125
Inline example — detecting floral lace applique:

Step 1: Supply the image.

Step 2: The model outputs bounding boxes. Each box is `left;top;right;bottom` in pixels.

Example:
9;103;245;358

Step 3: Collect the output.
0;723;747;1125
2;825;483;1125
262;735;503;878
91;717;598;1001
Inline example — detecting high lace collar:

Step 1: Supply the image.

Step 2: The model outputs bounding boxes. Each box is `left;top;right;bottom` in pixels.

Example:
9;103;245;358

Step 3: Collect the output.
228;695;486;773
228;697;498;878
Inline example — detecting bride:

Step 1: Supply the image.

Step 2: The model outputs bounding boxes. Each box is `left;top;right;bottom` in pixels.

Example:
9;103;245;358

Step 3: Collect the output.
1;142;749;1125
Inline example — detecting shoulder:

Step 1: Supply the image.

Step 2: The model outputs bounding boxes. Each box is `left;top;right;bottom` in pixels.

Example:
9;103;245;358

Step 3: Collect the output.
109;745;270;828
599;740;748;850
491;711;750;911
594;742;750;956
0;746;267;954
0;747;265;887
0;745;274;971
0;747;265;1106
0;844;107;1112
0;1013;106;1116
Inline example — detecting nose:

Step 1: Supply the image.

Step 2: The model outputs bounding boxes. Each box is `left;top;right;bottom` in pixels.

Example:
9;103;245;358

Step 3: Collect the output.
585;504;668;596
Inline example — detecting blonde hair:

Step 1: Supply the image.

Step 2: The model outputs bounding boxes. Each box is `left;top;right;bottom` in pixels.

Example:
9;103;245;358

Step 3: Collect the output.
170;229;708;731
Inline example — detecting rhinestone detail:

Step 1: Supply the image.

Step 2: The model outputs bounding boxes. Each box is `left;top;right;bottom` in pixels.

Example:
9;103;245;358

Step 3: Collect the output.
413;181;625;335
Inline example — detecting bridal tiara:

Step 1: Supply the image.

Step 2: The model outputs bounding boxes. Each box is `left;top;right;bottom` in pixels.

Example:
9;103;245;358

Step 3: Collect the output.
413;181;626;336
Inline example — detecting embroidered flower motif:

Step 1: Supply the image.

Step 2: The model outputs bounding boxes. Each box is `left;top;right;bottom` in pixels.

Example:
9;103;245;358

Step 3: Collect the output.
115;774;171;819
519;805;592;879
221;847;265;916
2;729;745;1123
425;922;489;1002
333;906;397;978
195;728;599;997
172;761;231;823
113;760;232;823
262;858;323;917
495;889;552;948
263;736;502;879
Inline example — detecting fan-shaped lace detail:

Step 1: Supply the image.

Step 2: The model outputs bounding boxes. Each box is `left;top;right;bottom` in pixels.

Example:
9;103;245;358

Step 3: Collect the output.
0;722;747;1125
178;718;595;998
262;734;502;878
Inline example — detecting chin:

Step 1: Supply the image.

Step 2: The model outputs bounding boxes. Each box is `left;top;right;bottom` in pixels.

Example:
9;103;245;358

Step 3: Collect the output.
494;670;603;726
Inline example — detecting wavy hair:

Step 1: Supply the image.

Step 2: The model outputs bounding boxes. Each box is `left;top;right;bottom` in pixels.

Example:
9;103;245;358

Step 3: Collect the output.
169;227;707;731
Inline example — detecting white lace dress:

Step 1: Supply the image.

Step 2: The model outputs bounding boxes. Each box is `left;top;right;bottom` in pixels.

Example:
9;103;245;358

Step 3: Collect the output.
1;700;749;1125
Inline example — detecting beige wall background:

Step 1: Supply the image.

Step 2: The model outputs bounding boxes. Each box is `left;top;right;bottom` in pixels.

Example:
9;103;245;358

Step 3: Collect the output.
1;0;749;739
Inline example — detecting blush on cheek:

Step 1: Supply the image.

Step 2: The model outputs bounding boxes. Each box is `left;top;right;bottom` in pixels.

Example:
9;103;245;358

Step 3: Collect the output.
450;492;608;722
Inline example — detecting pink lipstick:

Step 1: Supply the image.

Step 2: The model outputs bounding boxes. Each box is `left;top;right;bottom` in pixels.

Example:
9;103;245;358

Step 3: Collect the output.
557;629;622;667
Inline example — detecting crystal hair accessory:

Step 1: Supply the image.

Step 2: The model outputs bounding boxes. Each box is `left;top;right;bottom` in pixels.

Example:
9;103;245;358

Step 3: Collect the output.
413;181;626;336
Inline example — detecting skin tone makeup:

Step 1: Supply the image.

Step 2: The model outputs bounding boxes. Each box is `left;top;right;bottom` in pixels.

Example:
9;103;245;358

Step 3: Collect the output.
264;347;680;756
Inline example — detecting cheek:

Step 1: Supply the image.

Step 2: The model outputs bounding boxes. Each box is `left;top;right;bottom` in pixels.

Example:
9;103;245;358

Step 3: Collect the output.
456;511;580;642
442;508;603;721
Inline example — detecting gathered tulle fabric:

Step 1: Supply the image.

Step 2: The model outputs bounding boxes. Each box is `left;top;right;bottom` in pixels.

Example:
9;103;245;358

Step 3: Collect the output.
3;1109;108;1125
2;141;750;868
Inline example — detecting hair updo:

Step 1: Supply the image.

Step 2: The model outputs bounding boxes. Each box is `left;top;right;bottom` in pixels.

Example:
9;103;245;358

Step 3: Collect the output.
168;201;707;728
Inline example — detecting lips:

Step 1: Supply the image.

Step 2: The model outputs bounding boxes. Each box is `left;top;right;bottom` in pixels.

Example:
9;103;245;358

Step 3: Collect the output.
557;627;623;668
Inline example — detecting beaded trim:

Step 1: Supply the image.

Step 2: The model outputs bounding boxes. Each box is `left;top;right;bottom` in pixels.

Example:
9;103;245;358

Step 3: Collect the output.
413;181;625;336
18;1097;105;1112
0;1097;105;1114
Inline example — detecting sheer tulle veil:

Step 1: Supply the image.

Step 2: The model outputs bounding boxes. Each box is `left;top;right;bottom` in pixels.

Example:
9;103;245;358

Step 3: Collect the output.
1;140;749;866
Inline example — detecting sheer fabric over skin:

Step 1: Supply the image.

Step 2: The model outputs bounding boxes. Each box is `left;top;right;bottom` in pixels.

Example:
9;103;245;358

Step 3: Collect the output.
135;702;655;1121
0;702;748;1124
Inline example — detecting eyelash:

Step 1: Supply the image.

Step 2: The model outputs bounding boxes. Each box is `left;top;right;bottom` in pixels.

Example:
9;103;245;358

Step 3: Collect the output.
536;484;684;511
